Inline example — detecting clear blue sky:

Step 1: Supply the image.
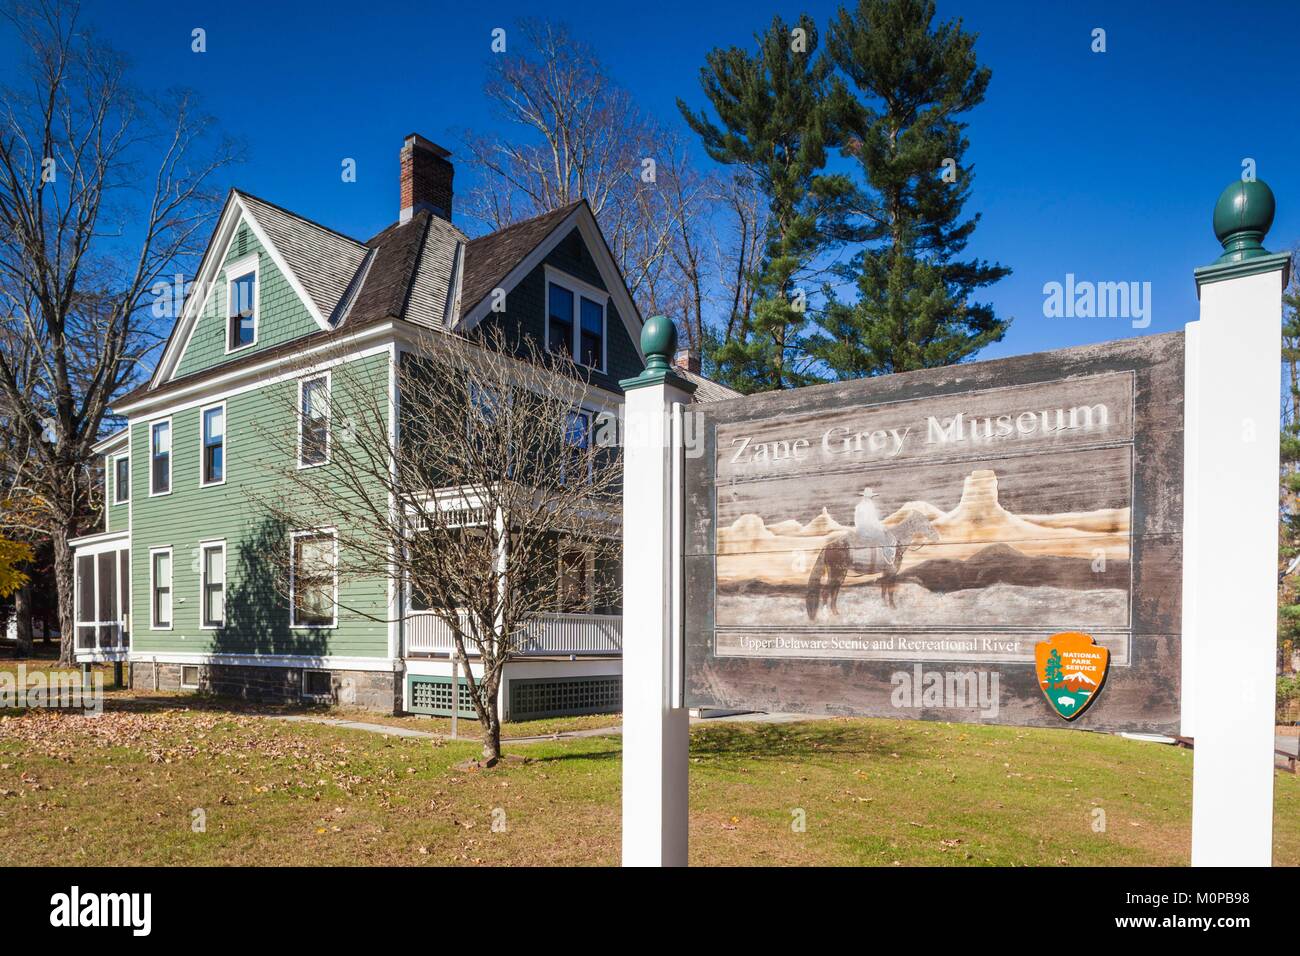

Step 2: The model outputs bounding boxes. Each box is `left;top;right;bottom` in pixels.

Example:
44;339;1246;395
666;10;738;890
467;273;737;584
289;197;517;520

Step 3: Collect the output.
3;0;1296;359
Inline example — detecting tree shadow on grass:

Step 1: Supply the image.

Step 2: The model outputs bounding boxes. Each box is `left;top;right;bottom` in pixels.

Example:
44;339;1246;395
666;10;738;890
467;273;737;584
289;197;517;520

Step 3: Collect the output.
527;746;622;764
100;693;331;716
686;719;923;762
526;719;924;765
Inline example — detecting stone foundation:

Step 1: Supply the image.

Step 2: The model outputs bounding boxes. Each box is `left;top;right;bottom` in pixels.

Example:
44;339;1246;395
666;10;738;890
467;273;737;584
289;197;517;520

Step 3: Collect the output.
131;661;401;713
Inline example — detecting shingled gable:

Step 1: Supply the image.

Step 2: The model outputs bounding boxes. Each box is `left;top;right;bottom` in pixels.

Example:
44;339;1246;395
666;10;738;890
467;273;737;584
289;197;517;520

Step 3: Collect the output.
456;201;582;320
455;199;645;361
148;189;370;388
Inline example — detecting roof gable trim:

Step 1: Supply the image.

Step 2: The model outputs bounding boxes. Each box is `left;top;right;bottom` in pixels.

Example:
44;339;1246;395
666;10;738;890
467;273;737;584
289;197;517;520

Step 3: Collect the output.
457;204;644;362
152;193;332;386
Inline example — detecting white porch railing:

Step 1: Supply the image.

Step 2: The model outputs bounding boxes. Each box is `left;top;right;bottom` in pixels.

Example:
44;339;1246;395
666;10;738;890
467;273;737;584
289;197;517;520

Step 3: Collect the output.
405;611;622;657
74;621;129;660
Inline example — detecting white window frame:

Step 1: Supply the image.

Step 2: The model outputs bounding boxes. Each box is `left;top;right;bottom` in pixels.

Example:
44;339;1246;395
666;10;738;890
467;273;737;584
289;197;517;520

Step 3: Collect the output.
544;266;608;373
560;407;594;485
180;665;200;689
149;546;174;631
297;372;332;469
198;539;226;630
112;453;130;505
289;528;338;629
198;400;228;488
148;417;173;498
223;253;260;355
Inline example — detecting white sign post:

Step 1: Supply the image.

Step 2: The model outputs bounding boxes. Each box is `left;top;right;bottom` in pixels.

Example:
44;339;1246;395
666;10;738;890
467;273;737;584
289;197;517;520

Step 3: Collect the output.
620;316;693;867
1186;180;1290;866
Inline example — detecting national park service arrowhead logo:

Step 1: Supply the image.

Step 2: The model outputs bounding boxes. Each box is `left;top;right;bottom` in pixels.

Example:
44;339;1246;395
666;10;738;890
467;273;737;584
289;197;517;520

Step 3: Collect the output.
1035;631;1109;721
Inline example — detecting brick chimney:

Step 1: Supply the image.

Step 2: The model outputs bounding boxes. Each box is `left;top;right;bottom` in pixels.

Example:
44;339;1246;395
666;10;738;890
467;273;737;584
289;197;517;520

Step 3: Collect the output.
673;347;701;374
399;133;453;224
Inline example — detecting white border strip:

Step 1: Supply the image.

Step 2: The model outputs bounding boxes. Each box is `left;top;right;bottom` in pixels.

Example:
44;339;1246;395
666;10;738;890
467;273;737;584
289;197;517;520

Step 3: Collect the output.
128;652;399;673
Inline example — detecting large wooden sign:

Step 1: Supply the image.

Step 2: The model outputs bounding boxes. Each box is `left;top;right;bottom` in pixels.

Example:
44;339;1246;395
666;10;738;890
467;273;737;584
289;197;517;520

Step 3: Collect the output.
684;333;1184;733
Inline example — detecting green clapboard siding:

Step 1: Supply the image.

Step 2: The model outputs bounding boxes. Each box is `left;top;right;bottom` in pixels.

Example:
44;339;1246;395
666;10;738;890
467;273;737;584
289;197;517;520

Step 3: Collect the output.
106;453;130;534
129;352;391;659
174;220;322;379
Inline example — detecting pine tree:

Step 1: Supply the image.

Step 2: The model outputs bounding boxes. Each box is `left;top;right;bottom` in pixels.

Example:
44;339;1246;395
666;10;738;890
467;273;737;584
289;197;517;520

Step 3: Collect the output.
814;0;1010;376
1278;252;1300;675
679;14;853;392
1045;649;1064;691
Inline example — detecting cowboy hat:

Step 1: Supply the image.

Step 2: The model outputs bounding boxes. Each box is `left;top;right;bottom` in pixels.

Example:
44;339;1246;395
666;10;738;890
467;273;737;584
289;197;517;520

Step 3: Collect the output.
860;487;879;498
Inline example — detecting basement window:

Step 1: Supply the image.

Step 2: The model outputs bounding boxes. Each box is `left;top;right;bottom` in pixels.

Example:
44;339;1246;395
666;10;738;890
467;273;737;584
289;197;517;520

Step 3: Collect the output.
302;670;332;699
180;665;200;689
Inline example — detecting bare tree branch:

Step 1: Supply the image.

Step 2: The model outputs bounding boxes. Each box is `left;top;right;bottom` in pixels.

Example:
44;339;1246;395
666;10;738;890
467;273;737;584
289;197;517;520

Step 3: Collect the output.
248;328;622;763
0;0;239;662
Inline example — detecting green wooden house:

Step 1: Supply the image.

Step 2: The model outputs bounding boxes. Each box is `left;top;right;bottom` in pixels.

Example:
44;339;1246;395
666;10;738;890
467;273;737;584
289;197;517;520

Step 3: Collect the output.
67;134;731;718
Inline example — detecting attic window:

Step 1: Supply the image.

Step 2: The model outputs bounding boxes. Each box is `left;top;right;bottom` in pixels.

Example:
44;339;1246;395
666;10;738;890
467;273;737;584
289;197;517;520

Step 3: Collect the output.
545;269;606;373
547;283;574;356
226;256;258;352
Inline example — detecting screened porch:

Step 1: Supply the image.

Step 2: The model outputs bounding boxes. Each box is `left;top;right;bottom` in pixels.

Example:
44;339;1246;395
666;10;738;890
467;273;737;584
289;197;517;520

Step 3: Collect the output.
70;531;130;661
401;500;622;659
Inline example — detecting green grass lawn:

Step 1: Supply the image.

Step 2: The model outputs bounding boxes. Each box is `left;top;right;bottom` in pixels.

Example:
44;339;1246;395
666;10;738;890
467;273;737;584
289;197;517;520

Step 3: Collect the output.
0;661;1295;866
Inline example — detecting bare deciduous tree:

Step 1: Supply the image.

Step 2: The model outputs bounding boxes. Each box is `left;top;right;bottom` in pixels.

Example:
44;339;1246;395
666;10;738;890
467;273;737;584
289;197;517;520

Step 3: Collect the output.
253;330;622;763
462;20;688;311
711;173;770;357
0;0;237;662
463;20;783;386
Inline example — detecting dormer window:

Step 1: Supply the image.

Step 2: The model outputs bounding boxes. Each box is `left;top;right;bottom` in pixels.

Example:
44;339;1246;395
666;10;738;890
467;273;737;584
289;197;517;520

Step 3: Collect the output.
545;267;607;373
579;297;604;369
225;254;258;352
547;283;574;356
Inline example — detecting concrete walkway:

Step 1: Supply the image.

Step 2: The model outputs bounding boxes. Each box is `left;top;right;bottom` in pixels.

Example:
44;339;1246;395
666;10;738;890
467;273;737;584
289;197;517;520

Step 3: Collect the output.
272;710;817;744
273;714;624;744
1278;733;1298;772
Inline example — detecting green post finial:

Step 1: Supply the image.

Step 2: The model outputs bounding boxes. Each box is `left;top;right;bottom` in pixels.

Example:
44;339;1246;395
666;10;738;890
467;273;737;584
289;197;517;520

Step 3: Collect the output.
1212;179;1275;263
620;315;696;393
1195;178;1290;293
641;315;676;373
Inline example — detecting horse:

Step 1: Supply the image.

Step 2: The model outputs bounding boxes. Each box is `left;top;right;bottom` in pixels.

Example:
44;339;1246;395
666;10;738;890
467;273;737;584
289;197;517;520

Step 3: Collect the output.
804;511;940;619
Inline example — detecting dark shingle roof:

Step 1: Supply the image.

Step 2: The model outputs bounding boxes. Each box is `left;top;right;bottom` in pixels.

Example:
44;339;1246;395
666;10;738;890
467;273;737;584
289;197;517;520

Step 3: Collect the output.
344;211;465;329
343;214;427;325
678;367;741;403
457;201;583;319
236;191;369;323
119;194;736;407
405;215;463;328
